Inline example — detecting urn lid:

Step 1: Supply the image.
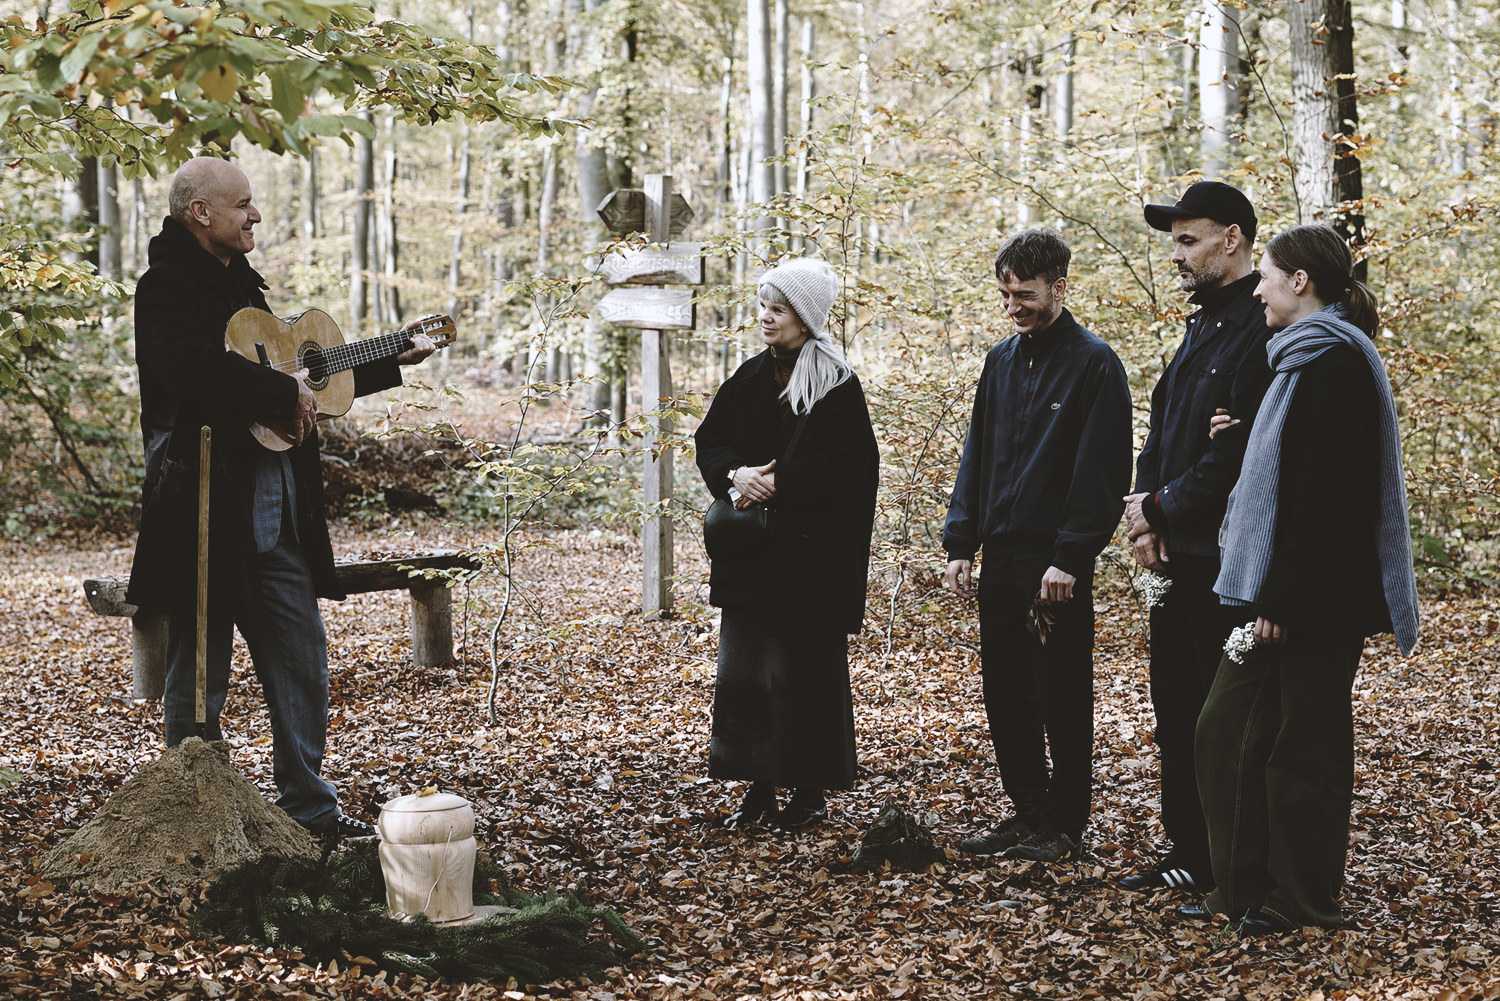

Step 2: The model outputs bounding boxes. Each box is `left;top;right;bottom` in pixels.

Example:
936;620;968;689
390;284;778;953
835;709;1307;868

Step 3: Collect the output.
381;792;471;814
378;792;475;844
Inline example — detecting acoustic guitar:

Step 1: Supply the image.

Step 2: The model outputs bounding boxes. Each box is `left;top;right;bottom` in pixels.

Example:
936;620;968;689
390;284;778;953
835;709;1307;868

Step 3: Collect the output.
224;308;457;451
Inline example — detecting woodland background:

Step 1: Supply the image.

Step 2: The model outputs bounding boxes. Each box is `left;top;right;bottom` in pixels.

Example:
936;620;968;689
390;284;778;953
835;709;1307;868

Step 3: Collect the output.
1;0;1499;998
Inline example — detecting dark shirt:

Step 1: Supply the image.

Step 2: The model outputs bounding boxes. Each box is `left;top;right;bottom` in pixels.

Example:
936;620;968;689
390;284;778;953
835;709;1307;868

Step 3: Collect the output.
1134;272;1273;558
943;309;1133;576
1257;345;1389;639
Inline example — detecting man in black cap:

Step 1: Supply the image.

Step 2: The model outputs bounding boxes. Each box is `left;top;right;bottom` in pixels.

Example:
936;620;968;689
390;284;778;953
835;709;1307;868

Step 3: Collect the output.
1119;180;1273;896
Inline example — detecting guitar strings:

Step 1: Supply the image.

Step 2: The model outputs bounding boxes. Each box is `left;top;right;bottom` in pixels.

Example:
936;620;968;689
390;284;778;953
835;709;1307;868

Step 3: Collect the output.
250;318;449;374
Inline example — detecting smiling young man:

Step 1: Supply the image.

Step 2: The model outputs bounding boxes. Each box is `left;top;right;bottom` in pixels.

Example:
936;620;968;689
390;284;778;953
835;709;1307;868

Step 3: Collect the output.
943;229;1131;862
127;157;435;839
1117;181;1274;896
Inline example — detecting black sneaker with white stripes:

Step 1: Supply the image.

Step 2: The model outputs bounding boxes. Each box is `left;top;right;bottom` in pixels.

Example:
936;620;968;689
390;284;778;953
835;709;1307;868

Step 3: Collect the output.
1119;860;1210;893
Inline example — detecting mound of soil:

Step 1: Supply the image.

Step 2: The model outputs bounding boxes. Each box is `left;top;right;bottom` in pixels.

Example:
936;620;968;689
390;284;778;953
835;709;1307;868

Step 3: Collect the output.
41;738;319;896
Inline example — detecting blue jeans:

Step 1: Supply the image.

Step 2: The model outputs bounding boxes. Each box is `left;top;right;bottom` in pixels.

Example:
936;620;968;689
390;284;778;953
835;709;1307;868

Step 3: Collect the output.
164;539;337;828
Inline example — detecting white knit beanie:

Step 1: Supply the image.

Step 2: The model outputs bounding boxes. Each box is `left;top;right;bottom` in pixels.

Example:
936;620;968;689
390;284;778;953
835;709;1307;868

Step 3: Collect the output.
758;257;839;337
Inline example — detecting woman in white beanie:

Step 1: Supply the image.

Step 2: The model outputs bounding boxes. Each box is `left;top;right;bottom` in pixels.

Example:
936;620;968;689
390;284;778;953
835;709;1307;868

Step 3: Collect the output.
694;257;880;830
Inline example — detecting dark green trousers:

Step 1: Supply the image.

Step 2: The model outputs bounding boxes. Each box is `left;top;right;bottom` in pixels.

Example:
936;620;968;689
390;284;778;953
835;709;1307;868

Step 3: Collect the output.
1195;633;1364;928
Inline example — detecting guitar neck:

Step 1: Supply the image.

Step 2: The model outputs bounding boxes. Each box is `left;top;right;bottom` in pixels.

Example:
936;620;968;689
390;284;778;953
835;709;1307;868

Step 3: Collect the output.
316;317;447;376
317;330;411;377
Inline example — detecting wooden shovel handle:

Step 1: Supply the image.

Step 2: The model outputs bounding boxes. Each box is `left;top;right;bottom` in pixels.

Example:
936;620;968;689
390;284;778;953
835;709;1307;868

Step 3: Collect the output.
196;426;211;727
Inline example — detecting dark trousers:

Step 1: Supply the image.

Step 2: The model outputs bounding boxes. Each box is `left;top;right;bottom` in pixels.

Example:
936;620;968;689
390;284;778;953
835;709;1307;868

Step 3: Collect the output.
1147;555;1238;881
1196;634;1363;927
978;554;1095;838
164;538;337;827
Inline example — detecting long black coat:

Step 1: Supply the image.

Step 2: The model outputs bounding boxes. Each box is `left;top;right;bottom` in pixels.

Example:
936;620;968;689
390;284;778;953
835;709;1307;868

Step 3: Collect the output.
126;217;400;614
694;350;879;635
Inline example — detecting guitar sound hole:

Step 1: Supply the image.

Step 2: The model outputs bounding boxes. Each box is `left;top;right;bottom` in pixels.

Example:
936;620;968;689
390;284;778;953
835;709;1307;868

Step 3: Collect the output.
300;343;329;389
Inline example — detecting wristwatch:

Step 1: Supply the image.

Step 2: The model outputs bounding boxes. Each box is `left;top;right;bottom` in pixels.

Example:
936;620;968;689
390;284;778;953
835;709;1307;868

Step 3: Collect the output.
727;466;740;484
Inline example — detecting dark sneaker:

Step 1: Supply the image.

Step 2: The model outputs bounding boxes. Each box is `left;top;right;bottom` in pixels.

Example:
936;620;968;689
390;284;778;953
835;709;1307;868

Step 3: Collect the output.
958;815;1034;855
724;784;777;829
775;792;827;830
304;813;376;840
1238;907;1297;937
1119;860;1210;893
1002;829;1079;862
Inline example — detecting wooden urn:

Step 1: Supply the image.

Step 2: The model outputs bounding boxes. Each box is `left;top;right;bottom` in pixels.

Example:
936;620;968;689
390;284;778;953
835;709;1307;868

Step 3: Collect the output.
377;792;477;924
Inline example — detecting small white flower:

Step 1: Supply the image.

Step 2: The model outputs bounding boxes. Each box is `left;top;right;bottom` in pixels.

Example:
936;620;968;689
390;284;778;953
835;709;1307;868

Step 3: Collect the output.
1135;570;1174;609
1224;622;1258;664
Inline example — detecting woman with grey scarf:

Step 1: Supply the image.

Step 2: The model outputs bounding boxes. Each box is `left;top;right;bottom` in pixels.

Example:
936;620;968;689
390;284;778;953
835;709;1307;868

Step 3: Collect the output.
1186;224;1419;934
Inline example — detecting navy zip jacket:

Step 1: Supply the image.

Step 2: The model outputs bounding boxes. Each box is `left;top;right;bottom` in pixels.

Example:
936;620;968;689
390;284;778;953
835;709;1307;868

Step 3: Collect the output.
1133;272;1273;559
943;309;1132;576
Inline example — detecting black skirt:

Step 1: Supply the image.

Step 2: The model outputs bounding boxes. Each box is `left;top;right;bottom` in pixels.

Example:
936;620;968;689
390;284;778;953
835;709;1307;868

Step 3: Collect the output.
707;605;857;790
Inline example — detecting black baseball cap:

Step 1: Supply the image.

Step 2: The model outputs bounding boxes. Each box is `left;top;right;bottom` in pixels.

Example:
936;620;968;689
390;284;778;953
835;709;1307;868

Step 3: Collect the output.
1144;181;1257;242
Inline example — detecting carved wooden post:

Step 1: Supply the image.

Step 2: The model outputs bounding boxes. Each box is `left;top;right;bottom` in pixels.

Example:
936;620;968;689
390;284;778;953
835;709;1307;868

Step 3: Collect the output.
595;174;701;619
640;174;675;617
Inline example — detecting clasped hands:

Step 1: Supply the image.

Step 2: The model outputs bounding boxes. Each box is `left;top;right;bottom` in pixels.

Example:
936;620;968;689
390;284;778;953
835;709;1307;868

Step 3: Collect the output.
732;460;776;510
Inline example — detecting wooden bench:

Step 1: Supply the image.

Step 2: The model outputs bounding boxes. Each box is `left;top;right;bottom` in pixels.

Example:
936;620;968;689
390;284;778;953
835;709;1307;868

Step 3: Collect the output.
83;551;481;700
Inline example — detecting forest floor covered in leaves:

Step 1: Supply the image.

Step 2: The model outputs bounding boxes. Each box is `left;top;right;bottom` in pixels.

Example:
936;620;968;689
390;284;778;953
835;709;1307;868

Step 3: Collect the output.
1;519;1498;1000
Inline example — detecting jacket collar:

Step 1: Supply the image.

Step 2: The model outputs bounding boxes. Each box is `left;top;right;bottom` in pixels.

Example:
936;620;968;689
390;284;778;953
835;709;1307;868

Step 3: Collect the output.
1018;307;1077;357
147;216;267;293
1188;270;1259;311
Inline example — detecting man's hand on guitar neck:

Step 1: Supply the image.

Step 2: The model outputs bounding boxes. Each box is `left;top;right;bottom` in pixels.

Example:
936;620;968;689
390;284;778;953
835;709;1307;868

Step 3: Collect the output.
396;321;438;367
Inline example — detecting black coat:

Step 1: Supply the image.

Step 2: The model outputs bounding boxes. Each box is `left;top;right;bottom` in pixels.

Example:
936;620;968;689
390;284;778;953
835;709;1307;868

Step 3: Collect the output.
695;350;879;635
1134;273;1274;558
1256;345;1390;640
126;217;401;614
943;309;1132;576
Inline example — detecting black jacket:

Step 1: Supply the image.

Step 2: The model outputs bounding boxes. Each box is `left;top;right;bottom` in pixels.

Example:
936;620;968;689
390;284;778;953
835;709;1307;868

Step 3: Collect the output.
126;217;401;613
1256;345;1389;639
943;309;1132;575
695;350;879;634
1134;272;1273;558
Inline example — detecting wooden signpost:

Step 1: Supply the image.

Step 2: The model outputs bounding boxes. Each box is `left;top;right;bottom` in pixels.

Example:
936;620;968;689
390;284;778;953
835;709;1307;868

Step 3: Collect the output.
594;175;703;617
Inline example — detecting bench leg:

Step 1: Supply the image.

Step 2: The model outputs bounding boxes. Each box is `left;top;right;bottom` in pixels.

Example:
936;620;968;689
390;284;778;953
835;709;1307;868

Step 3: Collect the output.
410;584;454;667
132;613;168;702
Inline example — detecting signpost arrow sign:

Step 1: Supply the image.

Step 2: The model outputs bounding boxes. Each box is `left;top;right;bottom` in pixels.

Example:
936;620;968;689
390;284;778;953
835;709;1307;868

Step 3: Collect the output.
599;242;705;286
597;188;694;237
595;287;696;330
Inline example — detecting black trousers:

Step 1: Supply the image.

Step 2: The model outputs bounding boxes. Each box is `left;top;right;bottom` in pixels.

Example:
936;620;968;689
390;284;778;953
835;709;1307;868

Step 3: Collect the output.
1196;634;1363;927
1147;555;1239;881
978;554;1095;838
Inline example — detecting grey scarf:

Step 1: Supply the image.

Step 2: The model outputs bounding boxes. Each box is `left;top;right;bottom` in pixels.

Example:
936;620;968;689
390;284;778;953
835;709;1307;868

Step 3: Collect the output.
1215;304;1420;654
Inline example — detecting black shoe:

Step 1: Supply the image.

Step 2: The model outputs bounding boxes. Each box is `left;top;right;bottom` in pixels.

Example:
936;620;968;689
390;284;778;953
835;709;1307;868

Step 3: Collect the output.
305;813;376;840
1177;901;1212;920
1120;860;1210;893
776;791;827;830
958;816;1034;856
1238;907;1297;937
1003;829;1079;863
724;784;777;829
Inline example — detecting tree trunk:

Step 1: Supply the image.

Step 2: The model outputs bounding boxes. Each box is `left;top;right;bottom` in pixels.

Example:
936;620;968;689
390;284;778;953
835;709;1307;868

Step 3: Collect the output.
576;0;614;420
129;174;147;276
447;121;472;319
1177;10;1198;131
351;116;375;331
795;16;816;214
746;0;775;257
1199;0;1240;176
1446;0;1467;175
1287;0;1366;265
61;157;98;267
773;0;789;197
1235;12;1260;127
1017;49;1041;226
303;149;319;266
382;113;403;324
1054;33;1076;145
96;161;121;282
